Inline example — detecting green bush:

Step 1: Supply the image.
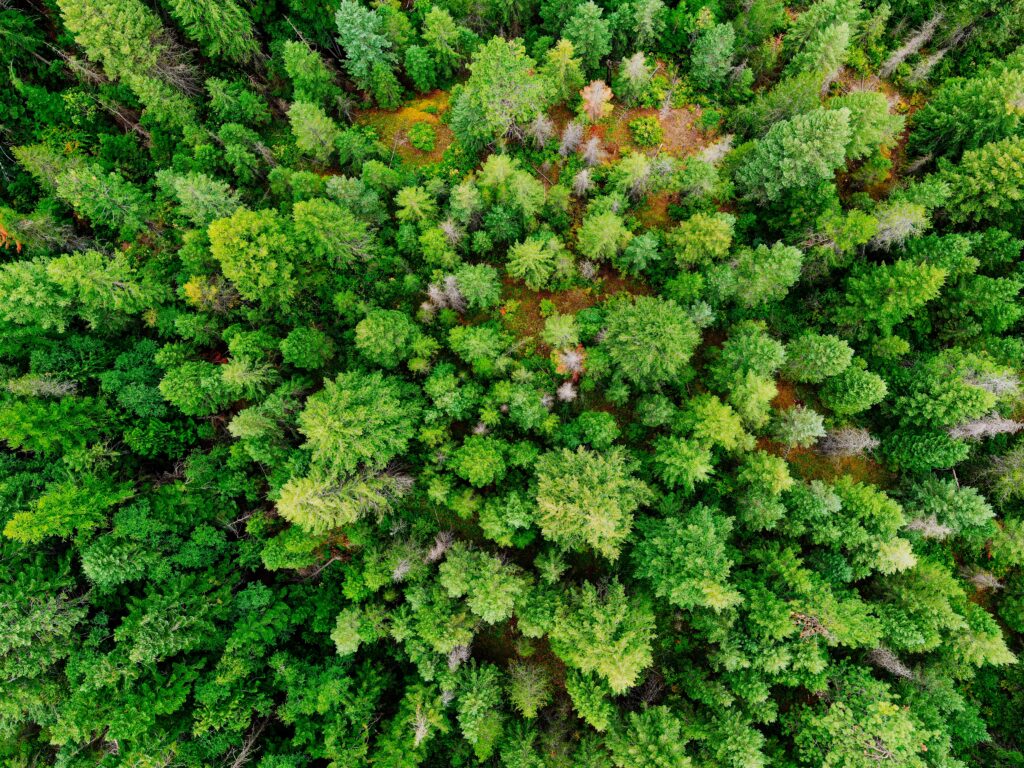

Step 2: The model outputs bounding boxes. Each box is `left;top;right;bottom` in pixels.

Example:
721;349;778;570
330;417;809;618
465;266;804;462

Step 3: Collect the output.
628;116;663;147
407;122;437;152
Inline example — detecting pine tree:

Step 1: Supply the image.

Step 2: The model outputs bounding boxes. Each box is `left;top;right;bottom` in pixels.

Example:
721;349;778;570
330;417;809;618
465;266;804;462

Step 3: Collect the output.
550;580;654;693
449;37;548;148
736;108;852;201
297;371;421;477
534;447;651;559
335;0;396;90
165;0;258;63
563;2;612;74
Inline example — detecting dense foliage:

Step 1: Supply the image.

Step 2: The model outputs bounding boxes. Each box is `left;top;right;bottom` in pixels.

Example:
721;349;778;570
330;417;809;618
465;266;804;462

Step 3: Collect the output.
2;0;1024;765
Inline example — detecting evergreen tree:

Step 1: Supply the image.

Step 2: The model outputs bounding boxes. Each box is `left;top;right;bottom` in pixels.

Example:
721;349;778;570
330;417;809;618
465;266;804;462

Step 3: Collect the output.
736;108;852;202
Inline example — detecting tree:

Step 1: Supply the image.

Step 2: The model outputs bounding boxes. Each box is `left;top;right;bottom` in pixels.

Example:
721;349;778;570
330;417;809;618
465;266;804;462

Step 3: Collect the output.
651;436;715;493
404;45;437;92
669;212;735;266
731;242;804;306
785;21;850;77
55;164;151;239
4;475;133;544
783;332;853;383
292;198;374;268
507;236;560;289
831;90;905;161
457;664;505;761
736;108;852;202
690;23;736;92
820;364;888;415
580;80;615;123
535;447;651;559
774;405;827;448
577;210;631;260
709;321;787;390
277;469;413;533
451;435;507;487
508;663;552;719
541;39;586;104
449;37;548;149
208;207;298;306
439;542;529;622
395;185;438;223
542;313;580;348
619;0;667;51
369;60;403;109
281;328;334;370
283;41;340;105
603;296;700;387
297;370;422;476
564;2;612;74
165;0;258;63
288;102;340;163
831;476;915;577
550;580;654;693
454;264;502;309
57;0;165;81
632;505;740;611
608;706;693;768
910;67;1024;161
422;7;470;79
156;170;240;227
355;309;421;369
335;0;396;91
835;260;946;336
787;666;933;768
617;52;653;104
941;136;1024;233
159;361;234;416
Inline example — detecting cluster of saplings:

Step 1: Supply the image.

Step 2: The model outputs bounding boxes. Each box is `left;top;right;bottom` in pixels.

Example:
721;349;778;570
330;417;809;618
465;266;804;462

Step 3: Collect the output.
1;0;1024;765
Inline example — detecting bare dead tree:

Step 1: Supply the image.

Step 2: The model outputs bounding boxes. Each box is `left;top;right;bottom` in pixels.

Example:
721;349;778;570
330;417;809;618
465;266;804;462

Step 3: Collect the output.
225;718;269;768
964;371;1020;397
447;643;471;671
6;375;78;398
867;646;914;679
527;113;555;148
443;275;467;313
792;612;834;641
425;531;454;563
556;381;577;402
573;168;593;197
948;414;1024;441
880;12;944;77
559;122;584;156
905;516;953;539
699;134;734;165
581;136;606;167
816;427;880;457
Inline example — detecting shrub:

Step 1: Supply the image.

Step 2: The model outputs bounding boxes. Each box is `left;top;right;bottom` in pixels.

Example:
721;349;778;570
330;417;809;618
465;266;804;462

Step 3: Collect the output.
628;116;663;147
407;122;437;152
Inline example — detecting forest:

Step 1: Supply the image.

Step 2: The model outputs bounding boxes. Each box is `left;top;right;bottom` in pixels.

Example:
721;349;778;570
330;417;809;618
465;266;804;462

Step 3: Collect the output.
2;0;1024;764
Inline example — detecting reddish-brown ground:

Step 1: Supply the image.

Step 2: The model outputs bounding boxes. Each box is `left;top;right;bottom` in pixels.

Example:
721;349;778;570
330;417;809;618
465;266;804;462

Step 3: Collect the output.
771;378;800;410
597;105;708;163
501;267;651;349
762;375;894;486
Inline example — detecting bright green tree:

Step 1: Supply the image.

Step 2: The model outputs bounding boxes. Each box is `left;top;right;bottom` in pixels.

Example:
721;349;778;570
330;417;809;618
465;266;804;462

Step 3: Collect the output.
535;447;651;559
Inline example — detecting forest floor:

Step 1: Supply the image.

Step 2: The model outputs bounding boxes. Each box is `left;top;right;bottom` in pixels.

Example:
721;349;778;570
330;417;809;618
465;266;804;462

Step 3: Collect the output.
501;268;651;353
355;90;455;166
